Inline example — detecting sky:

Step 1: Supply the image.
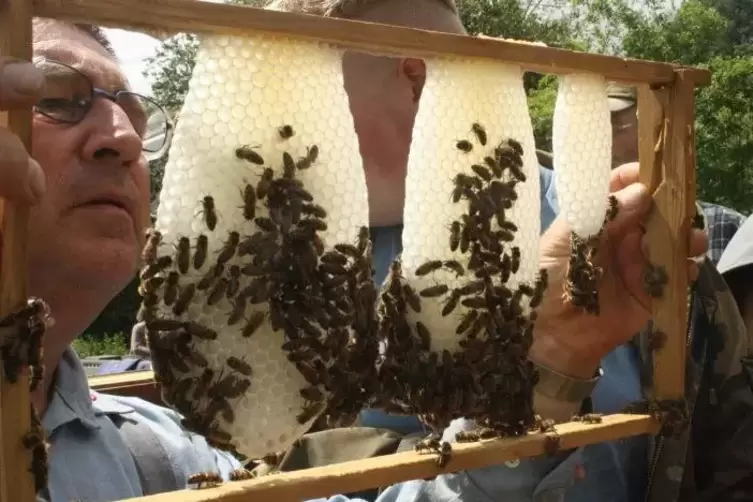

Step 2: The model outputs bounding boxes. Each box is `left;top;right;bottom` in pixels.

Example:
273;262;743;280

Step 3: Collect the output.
107;0;684;96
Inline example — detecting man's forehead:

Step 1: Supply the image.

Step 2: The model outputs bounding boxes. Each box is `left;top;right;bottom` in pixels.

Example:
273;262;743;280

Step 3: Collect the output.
33;20;130;91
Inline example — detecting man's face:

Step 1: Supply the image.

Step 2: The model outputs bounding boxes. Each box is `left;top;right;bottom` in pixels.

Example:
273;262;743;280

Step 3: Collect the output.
611;105;638;168
29;22;150;299
340;0;465;226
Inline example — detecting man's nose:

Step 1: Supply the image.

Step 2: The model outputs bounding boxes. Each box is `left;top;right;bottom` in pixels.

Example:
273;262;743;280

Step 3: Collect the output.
81;99;143;164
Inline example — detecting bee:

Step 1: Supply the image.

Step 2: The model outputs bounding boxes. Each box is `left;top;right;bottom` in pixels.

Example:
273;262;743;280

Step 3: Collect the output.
185;322;218;341
254;217;277;232
198;196;218;231
456;140;473;153
461;296;485;309
256;167;275;199
296;145;319;170
282;151;297;178
187;472;223;489
207;278;229;306
449;221;461;252
296;401;325;424
510;246;521;274
420;284;449;298
415;260;443;277
229;468;255;482
175;236;191;274
605;195;619;222
194;234;208;269
471;122;487;146
217;231;240;265
484;155;503;178
241;184;256;220
455;310;478;335
140;256;172;280
415;321;431;350
227;356;253;376
572;413;603;424
172;284;196;316
138;276;164;297
441;289;461;316
142;229;162;265
470;164;492;182
543;434;561;456
278;124;294;140
301;203;327;219
300;386;325;402
443;260;464;277
530;270;548;308
509;162;527;183
643;263;668;298
235;145;264;165
242;311;266;338
436;441;452;468
227;297;247;326
162;271;180;306
402;284;422;313
198;263;224;291
227;265;242;298
648;329;667;351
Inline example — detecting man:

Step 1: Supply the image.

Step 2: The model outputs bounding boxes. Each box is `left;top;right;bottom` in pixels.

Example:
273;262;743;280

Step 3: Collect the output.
264;1;753;501
0;11;710;502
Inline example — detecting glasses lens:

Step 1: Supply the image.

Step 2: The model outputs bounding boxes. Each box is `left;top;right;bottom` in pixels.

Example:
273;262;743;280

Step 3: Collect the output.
34;60;92;123
117;93;171;160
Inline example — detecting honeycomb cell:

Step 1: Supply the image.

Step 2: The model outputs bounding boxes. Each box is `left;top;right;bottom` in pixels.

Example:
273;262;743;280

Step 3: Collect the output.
553;74;612;238
151;33;369;459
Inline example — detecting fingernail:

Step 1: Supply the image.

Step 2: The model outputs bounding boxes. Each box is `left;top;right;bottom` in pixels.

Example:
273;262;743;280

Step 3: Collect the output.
26;159;46;200
4;61;43;96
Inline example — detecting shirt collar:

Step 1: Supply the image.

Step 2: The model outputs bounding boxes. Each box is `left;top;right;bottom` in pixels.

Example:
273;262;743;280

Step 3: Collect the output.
43;347;134;435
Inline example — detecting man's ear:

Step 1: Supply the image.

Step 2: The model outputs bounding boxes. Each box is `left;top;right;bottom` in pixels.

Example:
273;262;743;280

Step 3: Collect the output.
400;58;426;104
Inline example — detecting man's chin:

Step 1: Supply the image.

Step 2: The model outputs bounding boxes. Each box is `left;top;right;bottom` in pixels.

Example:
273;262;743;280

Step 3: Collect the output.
63;238;140;289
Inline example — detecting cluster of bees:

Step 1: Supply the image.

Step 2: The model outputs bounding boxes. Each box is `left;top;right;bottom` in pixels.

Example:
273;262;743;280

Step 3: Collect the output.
623;398;689;438
137;123;379;461
562;196;619;315
187;468;255;490
376;123;549;464
0;298;51;491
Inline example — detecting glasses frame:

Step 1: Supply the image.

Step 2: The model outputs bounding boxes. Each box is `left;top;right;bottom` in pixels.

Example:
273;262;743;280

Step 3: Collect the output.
32;57;174;162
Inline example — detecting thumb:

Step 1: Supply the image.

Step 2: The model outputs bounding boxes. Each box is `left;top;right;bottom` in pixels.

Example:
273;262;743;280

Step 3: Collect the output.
605;183;652;237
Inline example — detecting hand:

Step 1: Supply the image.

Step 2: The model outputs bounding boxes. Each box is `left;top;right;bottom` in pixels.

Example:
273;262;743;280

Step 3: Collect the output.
529;162;708;379
0;57;46;204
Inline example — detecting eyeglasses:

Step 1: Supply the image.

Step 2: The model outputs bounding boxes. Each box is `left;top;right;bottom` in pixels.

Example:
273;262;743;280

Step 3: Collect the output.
32;58;173;162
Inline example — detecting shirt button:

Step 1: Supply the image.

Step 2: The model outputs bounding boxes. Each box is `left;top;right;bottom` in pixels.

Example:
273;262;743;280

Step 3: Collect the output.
505;459;520;468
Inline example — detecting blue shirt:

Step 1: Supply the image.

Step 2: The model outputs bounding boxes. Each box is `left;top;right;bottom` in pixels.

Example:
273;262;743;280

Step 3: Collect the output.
50;166;645;502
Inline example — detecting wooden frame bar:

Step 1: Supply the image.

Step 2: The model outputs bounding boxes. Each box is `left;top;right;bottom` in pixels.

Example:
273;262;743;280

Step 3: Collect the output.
0;0;36;501
1;0;709;500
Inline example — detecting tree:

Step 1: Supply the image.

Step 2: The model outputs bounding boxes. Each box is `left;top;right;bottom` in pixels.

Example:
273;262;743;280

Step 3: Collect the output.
702;0;753;53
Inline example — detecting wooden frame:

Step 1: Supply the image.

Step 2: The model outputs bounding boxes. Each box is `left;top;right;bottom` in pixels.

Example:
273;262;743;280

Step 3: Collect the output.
0;0;708;500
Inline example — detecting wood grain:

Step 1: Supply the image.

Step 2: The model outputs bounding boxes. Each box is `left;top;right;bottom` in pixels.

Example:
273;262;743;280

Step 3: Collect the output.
638;72;695;400
0;0;36;500
116;414;657;502
32;0;712;86
89;370;161;403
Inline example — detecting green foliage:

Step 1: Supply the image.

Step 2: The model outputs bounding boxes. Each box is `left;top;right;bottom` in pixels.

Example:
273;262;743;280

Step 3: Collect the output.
527;75;558;151
73;332;129;359
621;0;730;64
695;56;753;213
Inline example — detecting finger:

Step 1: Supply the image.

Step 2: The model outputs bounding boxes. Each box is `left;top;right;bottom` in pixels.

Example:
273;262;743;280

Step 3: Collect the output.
689;228;708;258
606;182;652;237
609;162;640;192
0;57;44;109
0;127;46;203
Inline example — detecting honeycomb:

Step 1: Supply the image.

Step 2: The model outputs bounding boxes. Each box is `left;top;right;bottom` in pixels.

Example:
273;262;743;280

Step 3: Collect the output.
552;73;612;238
400;58;541;354
149;33;369;459
375;58;545;432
